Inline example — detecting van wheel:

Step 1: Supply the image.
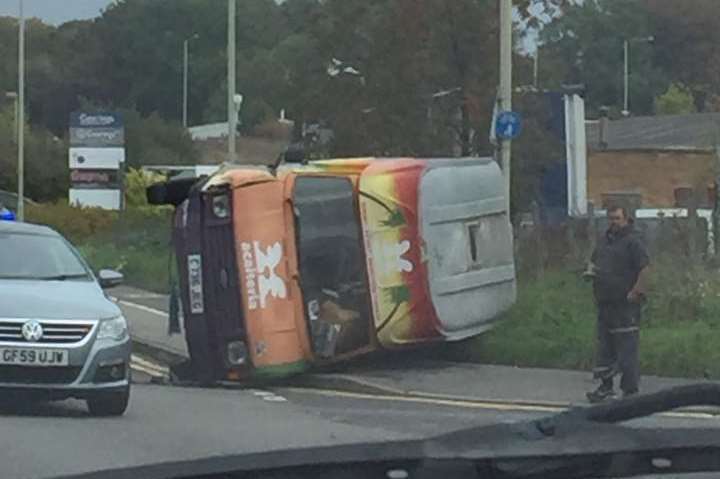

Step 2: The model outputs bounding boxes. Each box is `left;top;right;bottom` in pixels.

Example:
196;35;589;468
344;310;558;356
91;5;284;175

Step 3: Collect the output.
87;387;130;416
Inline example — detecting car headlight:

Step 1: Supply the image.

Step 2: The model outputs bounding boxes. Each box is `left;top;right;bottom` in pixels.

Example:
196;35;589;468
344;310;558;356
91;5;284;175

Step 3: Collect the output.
212;194;230;218
98;316;128;341
227;340;248;365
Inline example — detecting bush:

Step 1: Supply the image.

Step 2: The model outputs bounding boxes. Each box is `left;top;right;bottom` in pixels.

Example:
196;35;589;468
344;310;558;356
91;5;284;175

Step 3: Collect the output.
25;201;173;293
25;201;117;244
124;167;167;208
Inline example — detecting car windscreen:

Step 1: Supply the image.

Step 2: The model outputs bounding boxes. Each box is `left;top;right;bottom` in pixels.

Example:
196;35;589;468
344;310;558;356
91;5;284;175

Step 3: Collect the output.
293;176;371;355
0;232;90;280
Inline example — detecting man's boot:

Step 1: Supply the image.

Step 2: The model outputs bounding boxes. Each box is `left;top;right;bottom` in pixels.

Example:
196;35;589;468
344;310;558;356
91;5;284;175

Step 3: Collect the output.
622;389;639;399
586;381;616;403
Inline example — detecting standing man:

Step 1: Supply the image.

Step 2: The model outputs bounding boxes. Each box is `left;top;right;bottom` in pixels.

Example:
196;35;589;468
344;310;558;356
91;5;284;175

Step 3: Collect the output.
585;205;650;402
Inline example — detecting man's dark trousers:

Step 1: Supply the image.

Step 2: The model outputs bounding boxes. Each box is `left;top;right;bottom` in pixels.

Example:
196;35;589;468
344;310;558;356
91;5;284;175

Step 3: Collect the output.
594;300;640;394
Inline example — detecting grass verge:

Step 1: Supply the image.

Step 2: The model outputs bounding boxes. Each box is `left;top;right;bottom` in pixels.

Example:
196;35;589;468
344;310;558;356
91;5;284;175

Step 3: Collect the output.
78;241;173;294
447;267;720;380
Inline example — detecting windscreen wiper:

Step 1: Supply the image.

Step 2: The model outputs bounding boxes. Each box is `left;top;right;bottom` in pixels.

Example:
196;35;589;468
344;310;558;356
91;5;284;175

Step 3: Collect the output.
37;273;89;281
539;382;720;427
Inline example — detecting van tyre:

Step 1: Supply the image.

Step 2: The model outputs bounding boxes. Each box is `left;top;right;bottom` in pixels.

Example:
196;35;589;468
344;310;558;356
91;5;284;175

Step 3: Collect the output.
87;387;130;416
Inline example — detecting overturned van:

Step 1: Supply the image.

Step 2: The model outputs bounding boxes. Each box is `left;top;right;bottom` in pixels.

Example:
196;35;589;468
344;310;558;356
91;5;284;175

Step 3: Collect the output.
147;157;516;381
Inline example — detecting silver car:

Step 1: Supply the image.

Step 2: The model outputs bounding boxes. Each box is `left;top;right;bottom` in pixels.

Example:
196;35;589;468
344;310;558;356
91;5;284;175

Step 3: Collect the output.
0;220;131;416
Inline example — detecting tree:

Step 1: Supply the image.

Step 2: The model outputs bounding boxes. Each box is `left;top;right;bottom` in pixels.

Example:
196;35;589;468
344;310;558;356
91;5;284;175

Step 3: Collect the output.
655;83;697;115
643;0;720;112
0;0;575;175
0;105;68;202
539;0;667;117
123;111;199;168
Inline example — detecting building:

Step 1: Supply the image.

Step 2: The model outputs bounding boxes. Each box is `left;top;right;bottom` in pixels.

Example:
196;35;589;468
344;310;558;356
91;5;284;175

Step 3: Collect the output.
188;118;295;166
585;113;720;209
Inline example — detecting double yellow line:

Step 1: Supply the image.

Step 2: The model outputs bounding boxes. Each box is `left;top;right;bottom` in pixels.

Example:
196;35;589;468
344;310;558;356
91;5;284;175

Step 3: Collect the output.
130;354;169;379
283;387;720;420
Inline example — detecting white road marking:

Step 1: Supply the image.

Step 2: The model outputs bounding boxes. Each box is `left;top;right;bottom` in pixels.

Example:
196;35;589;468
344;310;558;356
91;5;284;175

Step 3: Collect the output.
252;391;273;397
252;390;288;402
121;293;167;299
115;299;169;318
263;395;288;402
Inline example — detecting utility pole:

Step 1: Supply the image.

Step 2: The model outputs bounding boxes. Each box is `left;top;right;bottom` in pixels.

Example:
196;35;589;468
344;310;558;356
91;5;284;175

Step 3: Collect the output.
533;48;539;89
182;34;199;128
17;0;25;221
183;39;189;128
227;0;236;163
623;39;629;116
499;0;513;213
623;36;654;117
5;92;18;142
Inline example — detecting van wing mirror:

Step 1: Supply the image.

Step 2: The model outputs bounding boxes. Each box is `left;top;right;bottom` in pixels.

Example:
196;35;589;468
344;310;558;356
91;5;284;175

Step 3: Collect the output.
284;143;306;164
146;177;199;207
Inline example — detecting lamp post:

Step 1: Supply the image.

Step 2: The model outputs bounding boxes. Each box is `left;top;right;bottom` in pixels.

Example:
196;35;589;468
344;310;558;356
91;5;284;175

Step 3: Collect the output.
499;0;513;213
623;35;655;116
182;33;199;128
5;92;18;142
227;0;237;162
17;0;25;221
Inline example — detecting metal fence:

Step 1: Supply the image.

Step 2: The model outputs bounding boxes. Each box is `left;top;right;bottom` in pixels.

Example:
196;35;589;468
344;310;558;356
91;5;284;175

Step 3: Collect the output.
515;206;713;280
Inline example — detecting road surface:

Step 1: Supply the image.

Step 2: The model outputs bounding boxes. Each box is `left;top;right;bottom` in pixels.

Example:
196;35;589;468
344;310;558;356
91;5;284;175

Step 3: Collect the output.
1;376;719;479
2;287;707;478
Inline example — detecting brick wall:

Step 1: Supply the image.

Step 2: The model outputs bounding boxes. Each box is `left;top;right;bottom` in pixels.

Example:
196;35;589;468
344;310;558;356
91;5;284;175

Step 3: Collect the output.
587;150;716;208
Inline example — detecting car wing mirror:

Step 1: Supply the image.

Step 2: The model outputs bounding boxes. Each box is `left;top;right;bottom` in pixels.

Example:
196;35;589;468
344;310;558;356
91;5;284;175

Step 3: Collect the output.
98;269;124;289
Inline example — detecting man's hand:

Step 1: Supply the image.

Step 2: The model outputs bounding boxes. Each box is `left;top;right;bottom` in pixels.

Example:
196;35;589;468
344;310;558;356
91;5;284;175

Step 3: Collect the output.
581;262;596;282
628;266;649;303
627;288;645;303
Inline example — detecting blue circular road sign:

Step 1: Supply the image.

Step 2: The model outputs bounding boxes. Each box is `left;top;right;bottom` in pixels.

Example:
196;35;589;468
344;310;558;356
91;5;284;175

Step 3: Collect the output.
495;111;522;140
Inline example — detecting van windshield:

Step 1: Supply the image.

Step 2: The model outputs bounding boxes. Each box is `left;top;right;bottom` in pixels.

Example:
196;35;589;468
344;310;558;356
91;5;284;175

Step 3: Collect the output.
292;176;371;357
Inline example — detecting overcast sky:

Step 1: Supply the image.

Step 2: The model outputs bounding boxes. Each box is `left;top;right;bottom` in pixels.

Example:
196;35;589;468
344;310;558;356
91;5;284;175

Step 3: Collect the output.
0;0;113;25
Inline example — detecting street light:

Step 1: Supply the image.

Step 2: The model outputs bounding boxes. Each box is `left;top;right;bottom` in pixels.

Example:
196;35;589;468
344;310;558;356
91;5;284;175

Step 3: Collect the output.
228;0;237;163
5;92;18;142
182;33;200;128
499;0;513;213
623;35;655;117
17;0;25;221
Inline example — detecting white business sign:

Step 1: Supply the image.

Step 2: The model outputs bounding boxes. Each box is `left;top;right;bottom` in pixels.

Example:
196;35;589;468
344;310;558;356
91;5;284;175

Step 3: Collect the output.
69;189;122;210
69;147;125;170
69;127;125;147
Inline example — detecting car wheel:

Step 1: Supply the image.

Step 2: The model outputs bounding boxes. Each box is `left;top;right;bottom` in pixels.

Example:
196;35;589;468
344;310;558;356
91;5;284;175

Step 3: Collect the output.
87;387;130;416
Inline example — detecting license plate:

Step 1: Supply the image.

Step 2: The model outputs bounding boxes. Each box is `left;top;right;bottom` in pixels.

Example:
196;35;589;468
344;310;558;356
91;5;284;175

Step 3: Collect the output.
0;348;69;367
187;254;204;314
